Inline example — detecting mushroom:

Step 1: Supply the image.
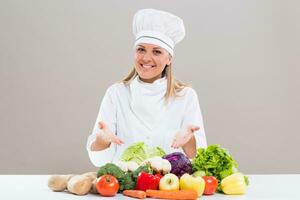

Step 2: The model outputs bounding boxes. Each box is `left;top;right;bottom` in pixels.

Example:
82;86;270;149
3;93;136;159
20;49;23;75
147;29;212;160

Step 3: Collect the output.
147;156;172;174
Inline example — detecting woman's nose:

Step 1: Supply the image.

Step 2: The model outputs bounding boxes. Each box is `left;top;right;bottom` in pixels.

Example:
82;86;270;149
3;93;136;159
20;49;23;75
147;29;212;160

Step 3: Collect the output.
142;52;152;62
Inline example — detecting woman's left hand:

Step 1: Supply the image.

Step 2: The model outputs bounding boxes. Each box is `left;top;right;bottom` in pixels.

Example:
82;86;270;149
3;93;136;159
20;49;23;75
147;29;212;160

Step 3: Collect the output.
171;125;200;149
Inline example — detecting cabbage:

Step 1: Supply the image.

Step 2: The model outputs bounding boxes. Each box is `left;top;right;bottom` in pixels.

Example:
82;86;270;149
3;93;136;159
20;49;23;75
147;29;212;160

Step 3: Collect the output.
120;142;165;165
162;152;192;177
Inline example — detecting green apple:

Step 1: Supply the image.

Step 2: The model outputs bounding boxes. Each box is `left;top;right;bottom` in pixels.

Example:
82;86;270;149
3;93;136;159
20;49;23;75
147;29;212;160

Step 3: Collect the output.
180;173;205;196
159;173;180;191
192;170;206;177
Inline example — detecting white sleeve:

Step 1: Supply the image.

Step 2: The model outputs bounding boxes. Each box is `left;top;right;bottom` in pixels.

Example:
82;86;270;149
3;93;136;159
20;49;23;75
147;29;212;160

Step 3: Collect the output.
86;85;117;167
181;88;207;149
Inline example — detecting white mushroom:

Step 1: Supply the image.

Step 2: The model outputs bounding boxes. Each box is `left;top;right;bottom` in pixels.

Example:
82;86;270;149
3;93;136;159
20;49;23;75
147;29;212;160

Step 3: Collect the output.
147;156;172;174
148;157;164;172
161;159;172;174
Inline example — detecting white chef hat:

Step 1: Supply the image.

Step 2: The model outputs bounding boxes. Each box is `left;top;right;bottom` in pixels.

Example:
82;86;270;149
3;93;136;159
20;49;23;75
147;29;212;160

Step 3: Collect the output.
132;8;185;56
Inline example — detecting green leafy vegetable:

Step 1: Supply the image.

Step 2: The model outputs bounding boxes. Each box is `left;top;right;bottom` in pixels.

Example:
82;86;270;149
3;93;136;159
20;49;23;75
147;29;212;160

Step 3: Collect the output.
192;144;248;191
120;142;166;164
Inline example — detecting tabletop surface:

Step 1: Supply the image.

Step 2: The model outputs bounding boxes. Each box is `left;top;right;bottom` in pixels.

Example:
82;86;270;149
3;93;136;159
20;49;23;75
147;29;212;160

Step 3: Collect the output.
0;174;299;200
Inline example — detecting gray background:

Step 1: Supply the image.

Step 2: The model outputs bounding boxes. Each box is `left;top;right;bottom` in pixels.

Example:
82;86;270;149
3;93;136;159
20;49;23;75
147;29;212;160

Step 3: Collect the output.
0;0;299;174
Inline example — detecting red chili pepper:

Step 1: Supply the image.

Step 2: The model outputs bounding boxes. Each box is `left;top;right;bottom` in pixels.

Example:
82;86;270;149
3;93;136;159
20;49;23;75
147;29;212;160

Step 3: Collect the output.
136;171;161;191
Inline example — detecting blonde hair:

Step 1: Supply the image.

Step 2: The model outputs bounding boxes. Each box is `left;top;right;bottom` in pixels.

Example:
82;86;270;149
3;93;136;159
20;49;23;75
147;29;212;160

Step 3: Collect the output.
122;63;187;102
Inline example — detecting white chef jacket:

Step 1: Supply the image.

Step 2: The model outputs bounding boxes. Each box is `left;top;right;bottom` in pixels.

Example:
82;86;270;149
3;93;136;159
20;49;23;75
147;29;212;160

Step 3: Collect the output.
86;76;207;167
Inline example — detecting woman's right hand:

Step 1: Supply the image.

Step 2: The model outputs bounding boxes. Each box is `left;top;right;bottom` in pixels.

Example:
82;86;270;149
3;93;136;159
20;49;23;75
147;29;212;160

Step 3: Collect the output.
95;121;124;145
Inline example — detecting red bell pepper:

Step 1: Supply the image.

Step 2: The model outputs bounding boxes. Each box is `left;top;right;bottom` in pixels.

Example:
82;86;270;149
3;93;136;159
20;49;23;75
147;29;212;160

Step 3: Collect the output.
136;171;161;191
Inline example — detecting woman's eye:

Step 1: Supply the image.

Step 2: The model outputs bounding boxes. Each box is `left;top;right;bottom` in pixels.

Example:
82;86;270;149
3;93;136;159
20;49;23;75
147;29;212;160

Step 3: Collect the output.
153;50;161;55
137;48;145;52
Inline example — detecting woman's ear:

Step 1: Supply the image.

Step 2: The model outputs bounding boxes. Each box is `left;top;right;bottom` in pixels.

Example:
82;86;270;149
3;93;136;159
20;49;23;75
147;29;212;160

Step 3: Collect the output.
167;54;172;65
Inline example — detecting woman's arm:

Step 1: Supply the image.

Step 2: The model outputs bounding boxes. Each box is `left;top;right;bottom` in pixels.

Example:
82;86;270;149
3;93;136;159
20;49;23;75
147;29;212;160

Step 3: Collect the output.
172;125;200;158
174;88;207;158
91;133;111;151
91;122;123;151
182;135;196;158
86;85;122;166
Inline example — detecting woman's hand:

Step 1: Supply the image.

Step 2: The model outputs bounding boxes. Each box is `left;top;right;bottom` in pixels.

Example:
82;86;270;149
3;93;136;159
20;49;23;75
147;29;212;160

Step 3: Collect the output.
96;121;124;145
171;125;200;149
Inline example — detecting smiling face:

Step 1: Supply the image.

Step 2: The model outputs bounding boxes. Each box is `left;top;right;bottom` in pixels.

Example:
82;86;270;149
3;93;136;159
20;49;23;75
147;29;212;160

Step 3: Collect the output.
134;43;172;83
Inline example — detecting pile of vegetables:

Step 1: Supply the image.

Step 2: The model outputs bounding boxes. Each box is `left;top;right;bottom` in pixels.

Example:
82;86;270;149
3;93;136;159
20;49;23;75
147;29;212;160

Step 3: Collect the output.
48;143;249;198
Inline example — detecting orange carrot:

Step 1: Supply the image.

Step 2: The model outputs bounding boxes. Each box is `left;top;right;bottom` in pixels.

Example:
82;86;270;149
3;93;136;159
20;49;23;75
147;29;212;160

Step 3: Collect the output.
146;190;198;200
123;190;146;199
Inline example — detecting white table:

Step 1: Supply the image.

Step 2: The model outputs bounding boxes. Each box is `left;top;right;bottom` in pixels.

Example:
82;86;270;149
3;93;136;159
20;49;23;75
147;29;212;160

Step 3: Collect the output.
0;175;299;200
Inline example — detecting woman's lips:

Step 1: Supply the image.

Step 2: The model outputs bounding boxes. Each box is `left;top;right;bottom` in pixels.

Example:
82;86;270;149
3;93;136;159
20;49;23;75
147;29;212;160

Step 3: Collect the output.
140;64;155;69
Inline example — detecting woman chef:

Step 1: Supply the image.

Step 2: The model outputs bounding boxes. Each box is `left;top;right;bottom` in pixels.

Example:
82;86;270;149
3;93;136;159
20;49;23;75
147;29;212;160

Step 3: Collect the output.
87;9;207;167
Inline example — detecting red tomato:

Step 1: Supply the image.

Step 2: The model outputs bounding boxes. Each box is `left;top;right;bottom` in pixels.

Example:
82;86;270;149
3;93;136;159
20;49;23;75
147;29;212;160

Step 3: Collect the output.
202;176;218;195
96;175;119;196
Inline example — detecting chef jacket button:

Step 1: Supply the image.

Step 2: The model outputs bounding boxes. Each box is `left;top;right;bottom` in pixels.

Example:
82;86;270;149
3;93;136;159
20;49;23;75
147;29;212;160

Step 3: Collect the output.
146;136;150;139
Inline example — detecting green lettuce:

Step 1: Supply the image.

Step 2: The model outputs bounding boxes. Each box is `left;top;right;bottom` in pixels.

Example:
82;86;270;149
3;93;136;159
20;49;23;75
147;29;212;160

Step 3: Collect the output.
120;142;165;164
192;144;239;185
